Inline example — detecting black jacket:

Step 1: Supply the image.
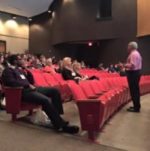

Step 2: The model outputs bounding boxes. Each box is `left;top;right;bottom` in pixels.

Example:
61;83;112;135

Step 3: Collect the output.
61;67;82;80
2;67;30;88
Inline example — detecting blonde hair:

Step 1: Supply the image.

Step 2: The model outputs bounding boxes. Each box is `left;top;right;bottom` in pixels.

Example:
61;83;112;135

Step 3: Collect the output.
72;62;81;71
62;57;72;67
46;58;52;65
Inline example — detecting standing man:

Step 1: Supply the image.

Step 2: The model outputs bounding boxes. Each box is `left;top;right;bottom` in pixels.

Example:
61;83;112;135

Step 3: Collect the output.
125;42;142;113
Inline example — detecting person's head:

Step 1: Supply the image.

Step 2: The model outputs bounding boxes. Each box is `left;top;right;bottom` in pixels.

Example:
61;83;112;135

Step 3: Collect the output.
99;63;103;67
35;58;41;64
18;59;28;68
127;41;138;53
7;55;19;66
40;55;46;64
46;58;52;66
110;64;113;68
72;60;78;64
62;57;72;68
27;57;33;63
72;62;81;72
58;60;63;69
22;54;27;60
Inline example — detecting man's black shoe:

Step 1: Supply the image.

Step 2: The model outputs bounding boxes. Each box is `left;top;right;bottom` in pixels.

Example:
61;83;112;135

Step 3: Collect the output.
127;108;140;113
0;104;5;110
62;125;79;134
129;106;134;109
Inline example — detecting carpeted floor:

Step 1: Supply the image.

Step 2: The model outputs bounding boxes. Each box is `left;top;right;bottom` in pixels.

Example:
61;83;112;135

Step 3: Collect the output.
0;94;150;151
0;113;124;151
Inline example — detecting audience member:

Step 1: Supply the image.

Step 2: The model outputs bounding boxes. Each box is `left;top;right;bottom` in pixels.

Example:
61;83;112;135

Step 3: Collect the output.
2;55;79;134
61;57;79;81
43;58;56;74
108;64;116;73
72;62;99;81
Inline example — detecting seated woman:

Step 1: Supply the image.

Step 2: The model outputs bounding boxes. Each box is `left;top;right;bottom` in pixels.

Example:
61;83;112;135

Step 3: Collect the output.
55;60;63;73
72;62;99;81
61;57;81;82
61;57;98;82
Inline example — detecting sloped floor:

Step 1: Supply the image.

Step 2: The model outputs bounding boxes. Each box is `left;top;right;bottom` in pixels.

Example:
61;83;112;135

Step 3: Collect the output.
98;94;150;151
64;94;150;151
0;94;150;151
0;112;123;151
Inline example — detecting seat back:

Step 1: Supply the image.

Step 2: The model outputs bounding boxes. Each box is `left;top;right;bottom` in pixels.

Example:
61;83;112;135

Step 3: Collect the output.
53;73;64;83
43;73;59;86
67;81;87;101
79;81;97;98
30;71;49;87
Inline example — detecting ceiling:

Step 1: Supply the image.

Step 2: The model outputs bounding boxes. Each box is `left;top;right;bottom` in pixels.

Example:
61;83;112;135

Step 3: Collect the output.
0;0;53;17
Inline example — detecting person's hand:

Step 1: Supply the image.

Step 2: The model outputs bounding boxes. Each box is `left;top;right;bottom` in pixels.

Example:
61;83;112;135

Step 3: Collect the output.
29;84;36;90
125;63;132;70
84;75;88;79
74;77;81;80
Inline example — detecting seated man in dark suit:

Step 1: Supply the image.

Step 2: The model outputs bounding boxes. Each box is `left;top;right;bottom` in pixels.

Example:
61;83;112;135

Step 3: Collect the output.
2;55;79;134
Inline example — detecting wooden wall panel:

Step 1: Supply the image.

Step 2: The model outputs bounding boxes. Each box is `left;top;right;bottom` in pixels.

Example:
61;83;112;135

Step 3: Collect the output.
137;0;150;36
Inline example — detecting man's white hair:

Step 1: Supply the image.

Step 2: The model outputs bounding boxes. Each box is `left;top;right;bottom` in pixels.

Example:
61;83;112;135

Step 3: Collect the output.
128;41;138;49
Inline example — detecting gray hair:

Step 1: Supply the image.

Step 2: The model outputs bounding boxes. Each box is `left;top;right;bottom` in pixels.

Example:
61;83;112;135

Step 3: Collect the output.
128;41;138;49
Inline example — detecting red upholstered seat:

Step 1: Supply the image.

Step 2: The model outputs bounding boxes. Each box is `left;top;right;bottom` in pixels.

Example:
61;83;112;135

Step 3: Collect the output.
79;81;98;99
4;66;150;141
30;71;49;87
68;81;114;139
42;73;59;86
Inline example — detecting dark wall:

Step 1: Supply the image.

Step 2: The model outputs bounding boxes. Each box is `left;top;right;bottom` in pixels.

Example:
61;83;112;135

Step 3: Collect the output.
29;13;50;56
51;0;137;44
137;37;150;74
29;0;150;74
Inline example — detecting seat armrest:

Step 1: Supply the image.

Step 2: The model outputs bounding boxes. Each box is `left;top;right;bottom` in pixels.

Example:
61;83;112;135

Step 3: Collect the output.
4;87;23;90
4;87;23;113
75;99;100;103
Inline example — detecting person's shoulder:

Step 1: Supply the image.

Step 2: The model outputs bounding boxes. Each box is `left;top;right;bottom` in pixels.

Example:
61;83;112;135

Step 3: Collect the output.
131;50;140;56
135;50;142;57
3;67;14;73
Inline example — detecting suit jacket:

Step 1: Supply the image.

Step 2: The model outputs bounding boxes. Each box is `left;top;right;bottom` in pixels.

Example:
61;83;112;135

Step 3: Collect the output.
61;67;82;83
61;67;75;80
2;67;30;88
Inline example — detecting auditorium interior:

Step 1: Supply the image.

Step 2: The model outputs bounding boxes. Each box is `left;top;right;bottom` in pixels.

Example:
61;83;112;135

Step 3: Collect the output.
0;0;150;151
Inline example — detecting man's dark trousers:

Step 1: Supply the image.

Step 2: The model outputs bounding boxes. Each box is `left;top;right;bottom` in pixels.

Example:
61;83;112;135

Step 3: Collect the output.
22;87;66;129
126;70;141;111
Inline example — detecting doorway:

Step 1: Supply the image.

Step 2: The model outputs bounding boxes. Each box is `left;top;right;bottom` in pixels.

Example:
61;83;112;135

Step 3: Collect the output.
0;40;6;53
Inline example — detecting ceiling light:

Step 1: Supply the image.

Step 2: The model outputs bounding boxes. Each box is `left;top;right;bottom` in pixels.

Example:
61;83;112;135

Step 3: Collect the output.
12;16;17;20
48;10;52;14
88;42;93;47
28;18;32;21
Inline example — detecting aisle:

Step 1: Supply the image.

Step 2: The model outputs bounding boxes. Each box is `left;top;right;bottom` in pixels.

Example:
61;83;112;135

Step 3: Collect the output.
98;94;150;151
63;94;150;151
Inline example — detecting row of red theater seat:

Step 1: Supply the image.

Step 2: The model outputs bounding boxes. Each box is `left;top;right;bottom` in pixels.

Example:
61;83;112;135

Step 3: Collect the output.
80;69;120;78
28;69;72;102
4;67;150;139
29;68;150;140
67;75;150;140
